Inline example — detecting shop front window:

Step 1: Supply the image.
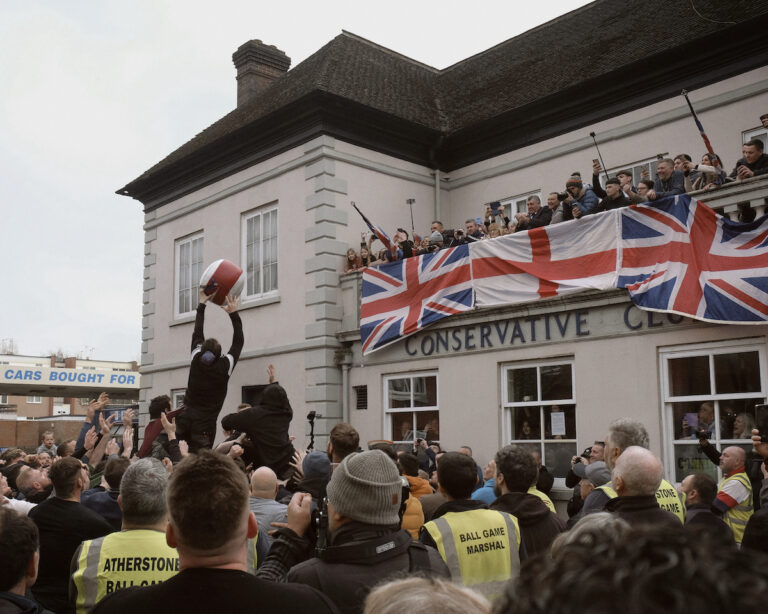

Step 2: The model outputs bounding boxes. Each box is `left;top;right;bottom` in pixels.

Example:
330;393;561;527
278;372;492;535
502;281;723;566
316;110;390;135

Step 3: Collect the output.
385;373;438;452
502;360;576;478
662;341;766;482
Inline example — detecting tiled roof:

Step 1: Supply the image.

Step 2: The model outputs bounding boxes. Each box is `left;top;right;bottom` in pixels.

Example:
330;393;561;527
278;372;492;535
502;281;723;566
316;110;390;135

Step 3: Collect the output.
122;0;768;197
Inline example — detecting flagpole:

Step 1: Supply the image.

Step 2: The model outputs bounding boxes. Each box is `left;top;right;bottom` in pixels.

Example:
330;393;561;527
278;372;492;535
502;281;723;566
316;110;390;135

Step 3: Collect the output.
589;132;610;182
681;89;718;166
406;198;416;242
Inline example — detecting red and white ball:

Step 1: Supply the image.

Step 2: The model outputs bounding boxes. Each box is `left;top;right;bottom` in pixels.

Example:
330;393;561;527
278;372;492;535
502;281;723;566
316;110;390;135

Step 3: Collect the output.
199;259;245;305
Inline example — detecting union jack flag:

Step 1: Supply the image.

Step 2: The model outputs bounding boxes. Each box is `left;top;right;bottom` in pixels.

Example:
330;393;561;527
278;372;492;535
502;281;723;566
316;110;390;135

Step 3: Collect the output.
360;245;473;354
618;195;768;322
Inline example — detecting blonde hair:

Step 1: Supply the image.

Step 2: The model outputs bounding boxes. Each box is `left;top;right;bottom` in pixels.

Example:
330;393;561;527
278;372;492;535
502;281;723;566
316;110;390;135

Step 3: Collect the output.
363;577;490;614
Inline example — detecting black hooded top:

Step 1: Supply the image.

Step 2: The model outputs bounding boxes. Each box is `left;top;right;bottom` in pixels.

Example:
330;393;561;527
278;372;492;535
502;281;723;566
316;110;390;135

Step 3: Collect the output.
490;492;567;557
220;384;295;478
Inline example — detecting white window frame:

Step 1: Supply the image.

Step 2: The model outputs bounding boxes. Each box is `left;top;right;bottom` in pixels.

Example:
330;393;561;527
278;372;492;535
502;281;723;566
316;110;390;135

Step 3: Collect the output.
171;388;186;410
0;395;7;404
241;205;278;300
383;371;439;447
498;190;542;218
743;126;767;149
27;396;41;404
501;358;577;479
174;232;204;318
659;338;767;484
602;156;664;190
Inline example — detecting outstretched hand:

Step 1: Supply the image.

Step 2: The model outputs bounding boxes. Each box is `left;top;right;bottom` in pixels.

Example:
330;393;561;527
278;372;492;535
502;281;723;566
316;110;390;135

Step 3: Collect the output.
223;294;240;314
267;364;275;384
271;492;313;537
199;287;213;304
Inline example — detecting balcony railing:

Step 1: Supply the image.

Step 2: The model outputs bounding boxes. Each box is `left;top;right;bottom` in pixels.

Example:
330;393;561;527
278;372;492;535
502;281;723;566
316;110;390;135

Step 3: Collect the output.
338;175;768;339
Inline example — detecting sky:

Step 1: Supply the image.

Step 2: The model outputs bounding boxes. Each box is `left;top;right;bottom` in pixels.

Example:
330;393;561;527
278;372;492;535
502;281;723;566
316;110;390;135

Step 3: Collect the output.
0;0;591;363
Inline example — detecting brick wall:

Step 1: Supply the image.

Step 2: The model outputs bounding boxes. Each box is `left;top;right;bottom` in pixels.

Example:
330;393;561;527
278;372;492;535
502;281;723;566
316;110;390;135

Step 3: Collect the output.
0;418;84;451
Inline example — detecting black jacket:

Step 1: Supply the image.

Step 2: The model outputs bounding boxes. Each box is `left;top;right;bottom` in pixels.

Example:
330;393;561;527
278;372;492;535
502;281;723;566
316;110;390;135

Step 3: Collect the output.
182;304;243;432
91;567;337;614
729;153;768;178
597;192;631;211
684;503;734;547
260;523;448;614
604;495;681;530
490;492;566;557
517;206;552;231
220;384;295;478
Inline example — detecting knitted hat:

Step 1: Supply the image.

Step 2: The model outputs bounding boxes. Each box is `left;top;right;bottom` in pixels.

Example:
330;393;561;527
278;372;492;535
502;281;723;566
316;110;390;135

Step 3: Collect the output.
302;451;331;481
585;461;611;487
326;450;402;525
429;231;444;245
566;174;583;188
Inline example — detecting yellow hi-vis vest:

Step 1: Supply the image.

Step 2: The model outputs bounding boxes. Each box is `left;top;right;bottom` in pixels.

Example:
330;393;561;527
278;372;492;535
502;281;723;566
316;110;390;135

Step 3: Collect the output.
71;529;179;614
719;471;753;544
423;509;521;601
527;487;556;513
597;478;685;524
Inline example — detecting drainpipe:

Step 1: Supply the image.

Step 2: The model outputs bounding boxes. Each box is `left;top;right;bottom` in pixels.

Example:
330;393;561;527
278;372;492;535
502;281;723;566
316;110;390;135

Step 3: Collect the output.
433;169;441;223
339;352;352;423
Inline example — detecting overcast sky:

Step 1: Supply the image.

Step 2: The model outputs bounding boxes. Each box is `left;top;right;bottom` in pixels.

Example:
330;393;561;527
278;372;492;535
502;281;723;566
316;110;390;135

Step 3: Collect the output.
1;0;590;362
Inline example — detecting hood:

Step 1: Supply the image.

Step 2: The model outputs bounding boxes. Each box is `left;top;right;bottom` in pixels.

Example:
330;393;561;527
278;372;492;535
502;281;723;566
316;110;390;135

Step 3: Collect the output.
259;384;292;412
493;493;552;526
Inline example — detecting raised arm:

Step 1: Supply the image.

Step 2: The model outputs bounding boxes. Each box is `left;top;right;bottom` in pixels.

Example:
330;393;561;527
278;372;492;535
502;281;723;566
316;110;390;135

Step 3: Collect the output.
223;295;244;367
192;289;211;353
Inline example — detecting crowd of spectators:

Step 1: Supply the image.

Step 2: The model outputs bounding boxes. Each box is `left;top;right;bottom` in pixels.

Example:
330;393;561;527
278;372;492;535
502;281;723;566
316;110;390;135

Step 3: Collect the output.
3;391;768;613
343;115;768;272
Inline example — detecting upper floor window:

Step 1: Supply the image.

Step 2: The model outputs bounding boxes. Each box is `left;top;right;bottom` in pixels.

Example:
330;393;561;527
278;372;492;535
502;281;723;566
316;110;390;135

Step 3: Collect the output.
499;190;542;218
602;156;663;188
0;395;7;404
242;206;278;299
175;232;204;318
27;396;41;404
743;126;767;151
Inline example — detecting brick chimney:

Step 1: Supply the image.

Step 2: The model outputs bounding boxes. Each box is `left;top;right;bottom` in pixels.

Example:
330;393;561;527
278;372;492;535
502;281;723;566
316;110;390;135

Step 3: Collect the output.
232;40;291;107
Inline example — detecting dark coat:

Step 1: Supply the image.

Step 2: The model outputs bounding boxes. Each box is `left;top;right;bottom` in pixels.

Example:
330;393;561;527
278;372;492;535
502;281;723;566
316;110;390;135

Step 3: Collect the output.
605;495;681;530
684;503;734;547
220;384;296;478
285;523;449;614
490;492;566;557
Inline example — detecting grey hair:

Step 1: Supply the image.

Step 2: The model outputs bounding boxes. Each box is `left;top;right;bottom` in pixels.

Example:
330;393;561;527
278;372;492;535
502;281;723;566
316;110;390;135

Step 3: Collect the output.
119;458;169;525
363;576;490;614
607;418;649;451
550;513;630;559
527;195;541;204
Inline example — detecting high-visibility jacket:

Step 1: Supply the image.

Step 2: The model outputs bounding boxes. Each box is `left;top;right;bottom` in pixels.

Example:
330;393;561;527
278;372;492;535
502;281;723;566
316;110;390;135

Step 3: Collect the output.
719;471;753;544
423;508;521;601
527;487;556;513
597;478;684;523
71;529;179;614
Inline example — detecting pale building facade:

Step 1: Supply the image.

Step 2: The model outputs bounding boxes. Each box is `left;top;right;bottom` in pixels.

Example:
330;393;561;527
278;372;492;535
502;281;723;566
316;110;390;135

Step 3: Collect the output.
120;2;768;494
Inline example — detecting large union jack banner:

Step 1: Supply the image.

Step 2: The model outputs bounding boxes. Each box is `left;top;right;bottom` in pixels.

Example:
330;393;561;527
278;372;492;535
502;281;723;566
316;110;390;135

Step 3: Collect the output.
618;195;768;322
360;245;473;354
359;195;768;355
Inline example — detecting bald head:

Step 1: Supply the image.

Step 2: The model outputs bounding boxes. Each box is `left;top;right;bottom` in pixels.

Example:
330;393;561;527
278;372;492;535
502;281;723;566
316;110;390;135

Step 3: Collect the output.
719;446;746;475
612;446;663;497
250;466;278;499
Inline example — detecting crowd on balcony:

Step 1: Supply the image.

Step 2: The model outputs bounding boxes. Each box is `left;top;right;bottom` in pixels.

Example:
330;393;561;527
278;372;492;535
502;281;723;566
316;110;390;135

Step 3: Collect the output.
344;116;768;272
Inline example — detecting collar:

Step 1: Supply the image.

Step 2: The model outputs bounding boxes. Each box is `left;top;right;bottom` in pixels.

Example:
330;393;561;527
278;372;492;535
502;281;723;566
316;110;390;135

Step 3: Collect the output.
725;465;746;478
432;498;487;519
329;521;401;547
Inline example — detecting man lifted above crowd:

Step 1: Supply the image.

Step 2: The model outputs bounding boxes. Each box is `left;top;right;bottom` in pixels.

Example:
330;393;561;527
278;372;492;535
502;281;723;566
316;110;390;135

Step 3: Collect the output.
175;289;243;452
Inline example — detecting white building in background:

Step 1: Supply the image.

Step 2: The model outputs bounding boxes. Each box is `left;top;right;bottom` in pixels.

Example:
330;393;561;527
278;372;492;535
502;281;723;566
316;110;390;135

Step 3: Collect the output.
118;1;768;498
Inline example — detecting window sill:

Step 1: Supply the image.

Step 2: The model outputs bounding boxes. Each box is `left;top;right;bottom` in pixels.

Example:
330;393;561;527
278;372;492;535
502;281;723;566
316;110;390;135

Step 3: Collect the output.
168;295;281;327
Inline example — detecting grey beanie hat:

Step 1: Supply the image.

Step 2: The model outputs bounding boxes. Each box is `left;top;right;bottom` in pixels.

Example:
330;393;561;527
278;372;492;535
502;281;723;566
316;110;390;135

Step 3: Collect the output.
326;450;402;525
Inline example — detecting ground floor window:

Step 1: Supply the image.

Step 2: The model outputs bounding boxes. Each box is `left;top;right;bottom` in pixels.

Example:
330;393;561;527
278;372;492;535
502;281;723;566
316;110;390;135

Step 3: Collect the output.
502;359;576;478
384;372;438;452
661;340;767;482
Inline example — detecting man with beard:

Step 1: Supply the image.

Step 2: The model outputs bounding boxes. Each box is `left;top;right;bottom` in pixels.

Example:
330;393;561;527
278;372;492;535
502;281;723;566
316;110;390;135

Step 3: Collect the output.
490;446;566;556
